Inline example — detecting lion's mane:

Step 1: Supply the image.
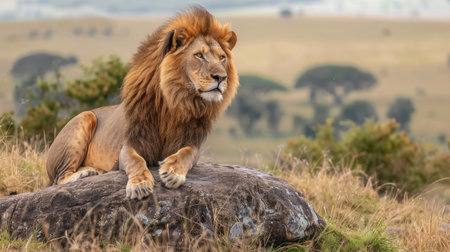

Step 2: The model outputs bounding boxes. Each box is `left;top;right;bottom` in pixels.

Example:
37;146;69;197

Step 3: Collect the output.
120;7;238;164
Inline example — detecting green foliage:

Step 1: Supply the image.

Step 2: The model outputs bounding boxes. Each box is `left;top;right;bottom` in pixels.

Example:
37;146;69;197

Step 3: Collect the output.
0;231;50;251
66;55;128;115
295;65;376;105
284;119;450;193
2;55;127;143
387;97;415;132
315;221;397;252
339;100;378;125
286;119;346;166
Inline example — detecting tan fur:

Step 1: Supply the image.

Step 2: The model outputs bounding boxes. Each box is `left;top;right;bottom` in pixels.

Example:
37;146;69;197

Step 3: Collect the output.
46;7;239;200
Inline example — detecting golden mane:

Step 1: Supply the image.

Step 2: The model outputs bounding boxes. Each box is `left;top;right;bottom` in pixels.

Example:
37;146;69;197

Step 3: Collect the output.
120;6;239;164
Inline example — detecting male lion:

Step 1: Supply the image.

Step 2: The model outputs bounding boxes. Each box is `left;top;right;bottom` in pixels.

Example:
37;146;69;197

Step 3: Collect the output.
46;7;238;200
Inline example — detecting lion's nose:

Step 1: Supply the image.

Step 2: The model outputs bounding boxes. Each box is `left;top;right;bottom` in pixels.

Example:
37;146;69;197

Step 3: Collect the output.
211;74;227;84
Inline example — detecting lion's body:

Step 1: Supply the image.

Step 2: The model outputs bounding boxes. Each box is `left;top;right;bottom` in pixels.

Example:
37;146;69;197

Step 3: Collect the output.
46;7;239;199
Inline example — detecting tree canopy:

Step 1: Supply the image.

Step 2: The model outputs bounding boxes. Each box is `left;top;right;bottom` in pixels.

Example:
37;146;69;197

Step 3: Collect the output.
295;65;377;105
387;97;415;131
339;100;378;125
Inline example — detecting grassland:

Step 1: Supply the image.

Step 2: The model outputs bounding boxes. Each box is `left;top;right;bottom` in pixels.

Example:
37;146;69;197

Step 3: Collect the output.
0;140;448;251
1;16;450;164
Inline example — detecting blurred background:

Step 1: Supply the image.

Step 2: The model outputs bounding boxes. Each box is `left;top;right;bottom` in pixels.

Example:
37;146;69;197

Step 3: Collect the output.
1;0;450;165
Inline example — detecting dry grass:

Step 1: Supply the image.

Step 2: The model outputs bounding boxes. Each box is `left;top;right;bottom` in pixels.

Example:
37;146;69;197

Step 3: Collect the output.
0;140;448;251
269;155;450;252
0;139;47;197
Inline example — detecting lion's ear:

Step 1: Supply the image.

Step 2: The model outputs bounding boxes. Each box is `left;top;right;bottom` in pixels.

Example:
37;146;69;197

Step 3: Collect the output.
227;31;237;50
163;27;189;55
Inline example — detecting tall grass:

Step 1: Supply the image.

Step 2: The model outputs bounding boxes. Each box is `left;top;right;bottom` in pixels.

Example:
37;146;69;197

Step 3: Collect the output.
268;154;449;252
0;139;47;197
0;140;448;251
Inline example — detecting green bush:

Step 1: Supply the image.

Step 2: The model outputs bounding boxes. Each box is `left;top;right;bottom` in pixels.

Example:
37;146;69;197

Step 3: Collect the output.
284;119;450;193
66;55;128;115
1;55;127;144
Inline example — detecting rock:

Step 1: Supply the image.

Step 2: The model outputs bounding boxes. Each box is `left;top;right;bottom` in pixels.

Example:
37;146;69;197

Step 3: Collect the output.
0;163;325;248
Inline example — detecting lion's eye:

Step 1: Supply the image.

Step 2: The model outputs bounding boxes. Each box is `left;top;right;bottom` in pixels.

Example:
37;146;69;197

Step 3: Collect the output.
194;52;204;59
219;55;226;61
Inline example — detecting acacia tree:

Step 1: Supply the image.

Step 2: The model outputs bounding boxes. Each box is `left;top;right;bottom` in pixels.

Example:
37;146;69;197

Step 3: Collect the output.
339;100;378;125
387;97;415;132
10;52;78;117
227;74;286;136
295;65;377;105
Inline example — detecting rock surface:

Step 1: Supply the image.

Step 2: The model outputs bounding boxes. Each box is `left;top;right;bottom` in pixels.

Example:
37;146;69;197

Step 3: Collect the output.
0;163;325;247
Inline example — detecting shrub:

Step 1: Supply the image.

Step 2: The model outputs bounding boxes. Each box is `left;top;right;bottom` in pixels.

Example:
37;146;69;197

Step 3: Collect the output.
339;100;378;125
284;119;450;193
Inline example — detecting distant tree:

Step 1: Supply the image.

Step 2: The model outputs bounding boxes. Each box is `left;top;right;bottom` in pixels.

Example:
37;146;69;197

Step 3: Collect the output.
88;27;97;37
10;52;78;117
73;27;83;36
11;52;77;86
239;74;287;93
266;100;283;135
280;8;292;18
312;103;330;125
227;74;286;136
295;65;377;105
292;115;308;134
339;100;378;125
438;133;447;145
28;29;38;40
227;89;264;136
387;97;415;132
43;29;53;39
103;26;113;37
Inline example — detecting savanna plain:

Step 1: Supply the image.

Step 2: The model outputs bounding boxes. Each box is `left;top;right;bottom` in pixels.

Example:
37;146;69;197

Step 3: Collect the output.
0;15;449;251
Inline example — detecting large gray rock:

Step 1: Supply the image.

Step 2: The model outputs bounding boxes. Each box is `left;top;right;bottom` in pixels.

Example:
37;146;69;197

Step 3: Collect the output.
0;163;325;248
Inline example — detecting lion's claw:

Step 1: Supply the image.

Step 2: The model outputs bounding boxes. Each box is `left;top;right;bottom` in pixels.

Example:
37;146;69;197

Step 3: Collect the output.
159;167;186;189
126;180;153;200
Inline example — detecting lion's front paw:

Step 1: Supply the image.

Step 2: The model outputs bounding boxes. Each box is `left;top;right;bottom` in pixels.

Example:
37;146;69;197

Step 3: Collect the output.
126;172;154;200
159;156;188;189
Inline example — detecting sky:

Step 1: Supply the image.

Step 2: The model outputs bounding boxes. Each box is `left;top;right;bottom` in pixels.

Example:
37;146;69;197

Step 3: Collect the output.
1;0;450;20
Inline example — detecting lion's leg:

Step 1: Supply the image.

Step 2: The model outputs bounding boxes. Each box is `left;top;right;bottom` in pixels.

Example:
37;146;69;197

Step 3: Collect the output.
159;146;198;189
46;111;98;185
119;144;154;200
59;166;106;184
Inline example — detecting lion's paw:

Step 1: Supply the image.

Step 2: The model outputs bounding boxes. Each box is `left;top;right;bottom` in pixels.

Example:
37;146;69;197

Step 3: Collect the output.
159;167;186;188
126;176;154;200
63;169;99;183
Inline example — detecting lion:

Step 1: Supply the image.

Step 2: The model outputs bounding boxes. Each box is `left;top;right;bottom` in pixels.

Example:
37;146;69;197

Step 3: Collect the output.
46;7;238;200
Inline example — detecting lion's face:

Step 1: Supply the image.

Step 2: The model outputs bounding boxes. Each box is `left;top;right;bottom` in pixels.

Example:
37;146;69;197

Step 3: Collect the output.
184;36;229;102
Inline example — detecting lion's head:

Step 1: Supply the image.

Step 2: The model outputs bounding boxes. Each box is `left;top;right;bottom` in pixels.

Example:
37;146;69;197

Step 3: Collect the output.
122;7;238;120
